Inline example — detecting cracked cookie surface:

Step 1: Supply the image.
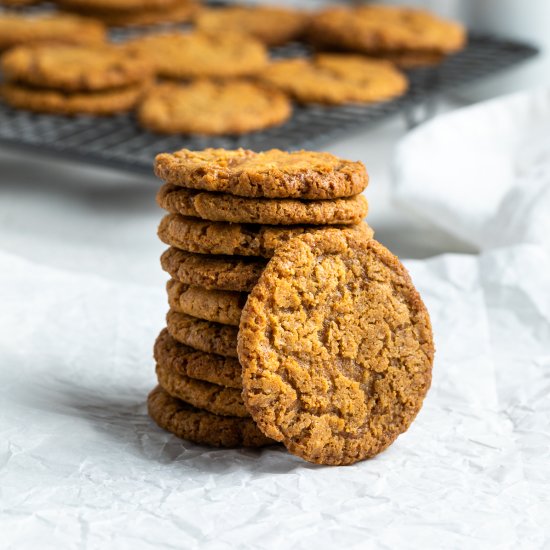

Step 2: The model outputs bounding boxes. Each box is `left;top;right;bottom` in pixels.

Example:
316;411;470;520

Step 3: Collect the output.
238;233;434;465
148;386;273;448
157;183;368;225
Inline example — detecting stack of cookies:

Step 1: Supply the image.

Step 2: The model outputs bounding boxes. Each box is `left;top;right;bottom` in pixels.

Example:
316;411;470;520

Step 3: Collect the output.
149;148;434;466
0;42;152;115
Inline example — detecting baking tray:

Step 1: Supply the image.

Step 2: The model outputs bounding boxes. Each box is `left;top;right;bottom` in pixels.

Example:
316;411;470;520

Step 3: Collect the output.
0;33;538;175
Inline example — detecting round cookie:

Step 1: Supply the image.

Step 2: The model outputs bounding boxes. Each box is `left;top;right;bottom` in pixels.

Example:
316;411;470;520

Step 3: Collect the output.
125;31;268;79
194;6;309;47
238;233;434;466
166;309;238;358
167;279;246;327
156;361;248;417
65;1;198;27
308;5;465;55
260;55;408;105
154;148;368;200
0;81;147;115
148;386;274;448
155;328;242;389
371;50;446;69
158;213;374;258
0;13;106;50
2;44;152;92
161;247;266;292
157;183;369;226
58;0;178;9
139;81;291;136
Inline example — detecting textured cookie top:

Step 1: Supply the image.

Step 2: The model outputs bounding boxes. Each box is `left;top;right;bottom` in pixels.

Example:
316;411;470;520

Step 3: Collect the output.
261;54;408;105
309;4;465;54
139;81;291;136
147;386;273;448
0;13;106;50
195;6;309;46
238;233;434;466
2;44;152;91
155;148;368;199
157;183;368;225
58;0;177;9
125;31;268;79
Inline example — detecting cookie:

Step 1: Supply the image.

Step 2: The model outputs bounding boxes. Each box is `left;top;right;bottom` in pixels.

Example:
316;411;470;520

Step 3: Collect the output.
157;184;369;225
64;1;197;27
139;81;291;136
0;81;148;115
194;6;309;47
148;386;274;448
125;31;268;79
154;148;368;199
161;248;266;292
158;213;374;258
2;44;152;92
167;279;246;327
238;233;434;466
308;5;465;55
58;0;177;9
156;361;248;417
155;328;242;389
371;50;446;69
166;309;238;358
260;54;408;105
0;13;106;50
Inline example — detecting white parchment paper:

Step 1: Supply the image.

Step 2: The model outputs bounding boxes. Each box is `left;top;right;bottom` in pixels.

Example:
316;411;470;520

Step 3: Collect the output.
2;89;550;549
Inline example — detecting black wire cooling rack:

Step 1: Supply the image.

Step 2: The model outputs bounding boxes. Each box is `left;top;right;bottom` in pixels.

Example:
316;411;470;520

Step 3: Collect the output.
0;33;538;175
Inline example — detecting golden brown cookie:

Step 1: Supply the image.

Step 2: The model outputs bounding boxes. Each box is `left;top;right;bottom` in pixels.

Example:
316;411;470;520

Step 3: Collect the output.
58;0;177;9
161;248;266;292
308;5;465;55
154;148;368;199
194;5;309;47
139;81;291;136
158;213;374;258
260;54;408;105
2;44;152;92
155;328;242;389
63;0;197;27
157;183;369;226
238;234;434;466
0;13;106;50
167;279;246;327
0;81;148;115
166;309;238;358
125;31;268;79
371;50;446;69
148;386;274;448
156;360;248;417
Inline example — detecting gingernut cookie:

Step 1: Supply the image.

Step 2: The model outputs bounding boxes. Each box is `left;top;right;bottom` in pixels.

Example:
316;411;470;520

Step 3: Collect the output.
139;81;291;136
156;361;248;417
0;13;106;50
154;148;368;199
260;54;408;105
161;248;266;292
166;309;238;358
194;6;309;47
0;81;147;115
155;328;242;389
125;31;268;79
238;233;434;466
158;213;374;258
157;184;368;226
308;5;465;55
148;386;274;448
167;279;246;327
2;44;152;92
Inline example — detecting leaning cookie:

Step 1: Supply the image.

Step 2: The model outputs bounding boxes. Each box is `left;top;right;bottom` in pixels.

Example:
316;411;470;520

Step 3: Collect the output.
158;213;374;258
238;233;434;466
139;81;291;136
157;184;368;226
148;386;274;448
260;54;408;105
